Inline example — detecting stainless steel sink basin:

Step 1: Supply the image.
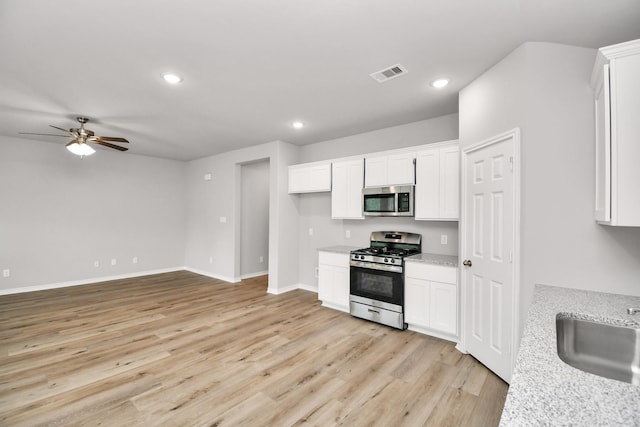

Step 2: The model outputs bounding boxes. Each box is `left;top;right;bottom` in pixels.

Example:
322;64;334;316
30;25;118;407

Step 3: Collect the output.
556;314;640;385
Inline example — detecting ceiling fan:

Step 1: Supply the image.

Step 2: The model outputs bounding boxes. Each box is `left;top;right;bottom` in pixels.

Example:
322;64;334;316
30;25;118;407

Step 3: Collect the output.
20;116;129;157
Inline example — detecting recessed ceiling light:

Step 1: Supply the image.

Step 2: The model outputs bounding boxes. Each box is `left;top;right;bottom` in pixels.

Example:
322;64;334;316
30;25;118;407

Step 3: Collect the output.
162;73;183;84
292;121;304;129
431;78;449;89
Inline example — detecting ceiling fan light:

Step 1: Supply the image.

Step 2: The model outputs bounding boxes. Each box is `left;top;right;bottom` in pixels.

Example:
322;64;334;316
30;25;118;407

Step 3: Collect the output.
66;142;96;156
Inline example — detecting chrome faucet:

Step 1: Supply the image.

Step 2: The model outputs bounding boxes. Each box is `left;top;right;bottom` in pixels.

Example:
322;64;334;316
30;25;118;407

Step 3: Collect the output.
627;308;640;315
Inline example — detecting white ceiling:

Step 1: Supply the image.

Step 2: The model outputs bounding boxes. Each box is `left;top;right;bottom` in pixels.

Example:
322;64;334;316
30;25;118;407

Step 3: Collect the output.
2;1;639;161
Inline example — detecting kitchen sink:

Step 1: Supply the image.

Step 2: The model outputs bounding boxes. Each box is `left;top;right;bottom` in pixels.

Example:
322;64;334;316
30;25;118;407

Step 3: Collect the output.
556;314;640;385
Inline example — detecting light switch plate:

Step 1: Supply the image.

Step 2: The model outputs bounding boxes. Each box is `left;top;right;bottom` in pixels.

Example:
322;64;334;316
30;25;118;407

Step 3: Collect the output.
441;235;448;245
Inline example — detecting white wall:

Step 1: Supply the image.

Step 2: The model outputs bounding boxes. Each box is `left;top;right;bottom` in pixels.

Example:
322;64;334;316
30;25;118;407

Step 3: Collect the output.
295;114;460;290
240;160;270;277
0;137;186;292
184;140;300;293
459;42;640;340
299;113;459;163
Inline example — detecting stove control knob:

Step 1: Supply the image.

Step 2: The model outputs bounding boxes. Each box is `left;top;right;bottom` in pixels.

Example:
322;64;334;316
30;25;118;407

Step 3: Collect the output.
384;258;389;263
390;259;395;264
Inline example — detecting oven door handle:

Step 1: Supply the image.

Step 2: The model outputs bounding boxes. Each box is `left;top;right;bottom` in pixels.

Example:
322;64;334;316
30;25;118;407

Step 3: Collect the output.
349;260;403;273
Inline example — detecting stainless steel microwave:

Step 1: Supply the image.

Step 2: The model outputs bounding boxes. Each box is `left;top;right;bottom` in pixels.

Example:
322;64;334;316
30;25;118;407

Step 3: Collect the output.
362;185;414;217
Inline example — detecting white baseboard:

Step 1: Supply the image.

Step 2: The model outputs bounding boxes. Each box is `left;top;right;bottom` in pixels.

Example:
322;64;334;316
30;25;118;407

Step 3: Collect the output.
267;282;318;295
239;270;268;280
0;267;185;296
1;270;317;297
297;283;318;293
183;267;239;283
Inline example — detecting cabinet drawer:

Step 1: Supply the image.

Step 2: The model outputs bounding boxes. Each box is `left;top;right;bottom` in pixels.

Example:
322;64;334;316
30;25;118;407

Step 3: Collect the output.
318;251;349;268
405;262;456;284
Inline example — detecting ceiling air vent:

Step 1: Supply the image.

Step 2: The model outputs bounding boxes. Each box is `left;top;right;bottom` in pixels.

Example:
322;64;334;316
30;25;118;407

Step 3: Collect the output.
369;64;408;83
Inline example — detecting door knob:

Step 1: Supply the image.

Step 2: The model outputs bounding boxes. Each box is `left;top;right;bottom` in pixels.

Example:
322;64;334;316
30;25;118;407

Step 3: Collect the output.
463;259;472;267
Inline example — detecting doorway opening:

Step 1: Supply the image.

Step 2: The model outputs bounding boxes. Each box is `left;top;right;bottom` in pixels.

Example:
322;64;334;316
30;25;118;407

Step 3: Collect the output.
239;159;270;279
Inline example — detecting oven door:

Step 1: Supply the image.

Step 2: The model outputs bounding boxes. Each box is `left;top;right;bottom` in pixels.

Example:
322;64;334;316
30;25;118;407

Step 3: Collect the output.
349;262;403;311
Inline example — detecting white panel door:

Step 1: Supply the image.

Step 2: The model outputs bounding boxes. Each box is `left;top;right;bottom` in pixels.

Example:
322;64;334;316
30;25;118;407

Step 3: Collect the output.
462;130;518;383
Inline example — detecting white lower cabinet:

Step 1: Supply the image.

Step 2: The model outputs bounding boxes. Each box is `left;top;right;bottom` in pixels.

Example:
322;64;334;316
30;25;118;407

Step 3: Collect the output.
318;251;350;312
404;262;458;339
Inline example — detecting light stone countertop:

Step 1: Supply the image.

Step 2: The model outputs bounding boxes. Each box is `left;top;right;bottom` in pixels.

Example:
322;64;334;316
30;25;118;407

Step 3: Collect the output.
499;284;640;427
405;253;458;267
317;245;360;255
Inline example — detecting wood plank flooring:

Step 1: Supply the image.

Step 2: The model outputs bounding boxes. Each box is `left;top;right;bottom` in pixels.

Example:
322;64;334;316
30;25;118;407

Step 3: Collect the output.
0;271;508;426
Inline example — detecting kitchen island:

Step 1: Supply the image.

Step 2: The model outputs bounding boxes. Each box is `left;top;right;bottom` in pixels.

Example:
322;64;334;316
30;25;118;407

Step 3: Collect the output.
500;284;640;426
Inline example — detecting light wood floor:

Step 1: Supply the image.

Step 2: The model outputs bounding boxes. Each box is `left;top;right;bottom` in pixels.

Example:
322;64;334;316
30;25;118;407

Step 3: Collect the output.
0;271;507;426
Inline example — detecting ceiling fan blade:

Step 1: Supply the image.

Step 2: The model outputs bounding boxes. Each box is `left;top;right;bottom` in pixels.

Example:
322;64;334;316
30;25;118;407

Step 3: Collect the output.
19;132;69;137
93;141;128;151
49;125;73;134
91;136;129;143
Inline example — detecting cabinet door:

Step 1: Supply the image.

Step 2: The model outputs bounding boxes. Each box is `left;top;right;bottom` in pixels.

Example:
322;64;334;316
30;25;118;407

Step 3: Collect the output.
404;277;430;328
415;143;459;220
318;264;332;302
415;149;439;219
364;156;388;187
332;159;364;219
288;163;331;193
334;265;350;309
611;53;640;225
429;281;457;335
594;64;611;223
318;251;350;312
288;167;308;193
439;145;460;219
387;153;416;185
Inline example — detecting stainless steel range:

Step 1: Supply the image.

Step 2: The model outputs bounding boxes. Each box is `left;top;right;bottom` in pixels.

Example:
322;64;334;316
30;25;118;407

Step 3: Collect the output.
349;231;421;330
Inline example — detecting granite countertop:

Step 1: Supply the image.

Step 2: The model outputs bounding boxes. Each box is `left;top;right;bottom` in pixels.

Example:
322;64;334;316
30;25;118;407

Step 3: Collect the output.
405;253;458;267
317;245;360;254
500;284;640;426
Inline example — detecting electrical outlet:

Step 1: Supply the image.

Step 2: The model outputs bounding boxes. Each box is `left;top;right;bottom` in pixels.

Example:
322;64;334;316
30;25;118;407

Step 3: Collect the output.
345;230;351;239
111;258;117;266
220;216;227;223
209;256;213;264
308;228;313;236
2;269;10;278
132;257;138;264
259;256;264;263
441;235;448;245
94;261;100;268
204;173;212;181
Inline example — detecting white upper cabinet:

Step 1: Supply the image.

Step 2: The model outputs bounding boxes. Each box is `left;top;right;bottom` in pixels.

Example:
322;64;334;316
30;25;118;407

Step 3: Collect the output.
592;39;640;226
415;142;460;220
331;158;364;219
288;162;332;194
365;152;415;187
